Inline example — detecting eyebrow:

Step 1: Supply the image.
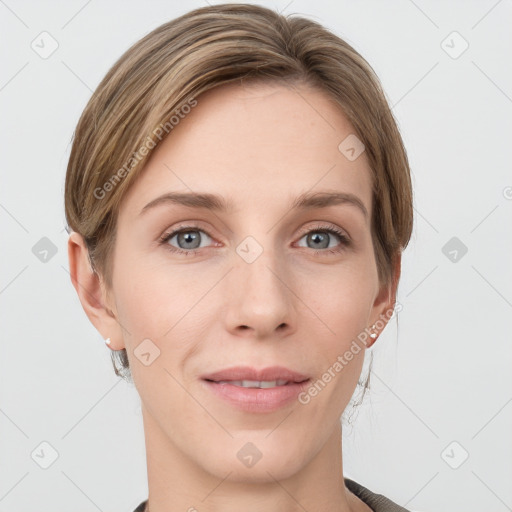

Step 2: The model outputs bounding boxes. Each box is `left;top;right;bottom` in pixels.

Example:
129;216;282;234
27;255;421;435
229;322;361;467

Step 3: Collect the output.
140;190;368;219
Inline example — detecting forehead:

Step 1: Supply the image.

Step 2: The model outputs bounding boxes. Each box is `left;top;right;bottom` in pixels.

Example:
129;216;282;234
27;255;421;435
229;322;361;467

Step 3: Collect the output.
120;81;373;219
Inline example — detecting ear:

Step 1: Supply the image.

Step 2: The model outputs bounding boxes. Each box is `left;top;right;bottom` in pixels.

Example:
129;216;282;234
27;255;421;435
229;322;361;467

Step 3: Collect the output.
67;231;125;350
368;253;402;342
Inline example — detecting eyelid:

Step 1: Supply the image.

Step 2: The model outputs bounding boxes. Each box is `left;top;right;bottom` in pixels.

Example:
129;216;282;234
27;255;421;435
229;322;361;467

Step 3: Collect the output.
297;221;350;240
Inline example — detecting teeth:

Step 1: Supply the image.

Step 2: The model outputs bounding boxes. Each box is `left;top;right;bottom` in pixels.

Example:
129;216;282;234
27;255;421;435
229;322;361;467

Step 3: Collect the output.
216;379;289;388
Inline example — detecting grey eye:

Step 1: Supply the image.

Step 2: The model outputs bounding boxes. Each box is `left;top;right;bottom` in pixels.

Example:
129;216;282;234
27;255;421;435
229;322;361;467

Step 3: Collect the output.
167;229;212;250
297;230;342;250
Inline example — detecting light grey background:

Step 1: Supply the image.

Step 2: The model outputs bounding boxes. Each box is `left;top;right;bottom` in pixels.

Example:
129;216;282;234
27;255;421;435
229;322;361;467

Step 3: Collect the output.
1;1;511;511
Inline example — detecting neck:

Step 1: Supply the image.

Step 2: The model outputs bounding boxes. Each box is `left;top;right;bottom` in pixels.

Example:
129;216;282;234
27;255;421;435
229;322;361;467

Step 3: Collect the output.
141;406;361;512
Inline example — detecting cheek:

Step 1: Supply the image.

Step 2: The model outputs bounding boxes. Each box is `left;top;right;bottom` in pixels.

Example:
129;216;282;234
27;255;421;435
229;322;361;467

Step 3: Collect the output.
114;248;376;350
112;253;194;329
293;265;374;391
112;255;220;370
296;263;375;334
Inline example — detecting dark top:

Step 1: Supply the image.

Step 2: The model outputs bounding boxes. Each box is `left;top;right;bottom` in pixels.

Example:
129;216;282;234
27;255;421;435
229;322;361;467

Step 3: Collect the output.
132;477;410;512
344;477;411;511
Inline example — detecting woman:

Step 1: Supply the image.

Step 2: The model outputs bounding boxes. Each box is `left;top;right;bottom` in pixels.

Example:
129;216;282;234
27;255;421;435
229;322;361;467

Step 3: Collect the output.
65;3;413;511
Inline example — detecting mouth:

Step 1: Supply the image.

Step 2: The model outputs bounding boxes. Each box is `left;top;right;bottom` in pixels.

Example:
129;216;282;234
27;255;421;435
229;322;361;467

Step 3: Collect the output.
201;365;310;384
201;366;311;413
204;378;304;388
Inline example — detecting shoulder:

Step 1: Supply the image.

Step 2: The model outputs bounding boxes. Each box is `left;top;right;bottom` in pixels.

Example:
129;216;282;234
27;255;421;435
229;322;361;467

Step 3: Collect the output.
132;499;147;512
133;480;409;512
344;477;411;512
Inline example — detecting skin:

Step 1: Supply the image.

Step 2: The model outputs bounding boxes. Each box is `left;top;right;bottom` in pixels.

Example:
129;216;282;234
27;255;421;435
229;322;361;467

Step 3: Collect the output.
69;81;400;512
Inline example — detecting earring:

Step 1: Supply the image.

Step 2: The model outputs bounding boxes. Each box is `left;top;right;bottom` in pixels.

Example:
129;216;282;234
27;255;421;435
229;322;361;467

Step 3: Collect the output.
368;324;378;346
105;337;112;346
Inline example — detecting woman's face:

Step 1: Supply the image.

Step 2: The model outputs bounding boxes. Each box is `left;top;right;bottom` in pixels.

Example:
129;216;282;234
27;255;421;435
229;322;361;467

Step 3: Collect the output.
105;81;395;481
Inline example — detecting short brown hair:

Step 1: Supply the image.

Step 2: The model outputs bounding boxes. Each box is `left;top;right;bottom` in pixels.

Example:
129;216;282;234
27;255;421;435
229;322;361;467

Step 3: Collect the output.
65;3;413;383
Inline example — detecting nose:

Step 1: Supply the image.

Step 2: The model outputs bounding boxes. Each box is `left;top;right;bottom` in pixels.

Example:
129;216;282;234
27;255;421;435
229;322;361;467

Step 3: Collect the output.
223;245;296;339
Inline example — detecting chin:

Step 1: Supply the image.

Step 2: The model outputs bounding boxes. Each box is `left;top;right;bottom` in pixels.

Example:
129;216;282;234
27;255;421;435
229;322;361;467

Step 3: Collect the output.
197;436;309;483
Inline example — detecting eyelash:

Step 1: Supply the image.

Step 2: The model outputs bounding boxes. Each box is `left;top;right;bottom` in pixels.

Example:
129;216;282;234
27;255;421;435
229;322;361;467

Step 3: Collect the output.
158;223;351;257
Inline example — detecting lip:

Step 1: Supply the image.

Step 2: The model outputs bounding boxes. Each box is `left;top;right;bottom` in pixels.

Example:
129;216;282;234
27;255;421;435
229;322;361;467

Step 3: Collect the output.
201;366;310;413
201;365;310;383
